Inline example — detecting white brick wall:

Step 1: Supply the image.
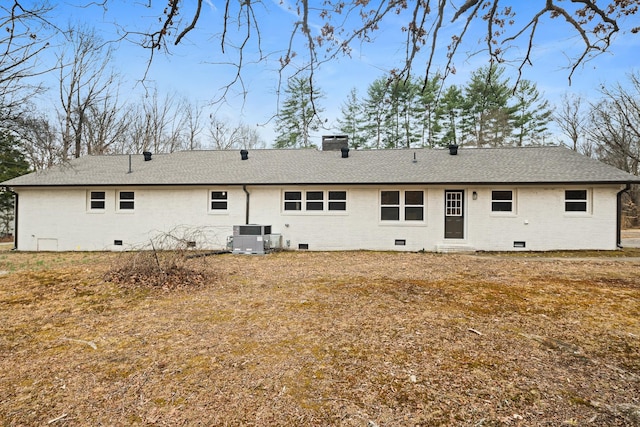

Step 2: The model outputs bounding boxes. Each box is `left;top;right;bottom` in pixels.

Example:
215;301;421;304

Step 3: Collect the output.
14;184;623;251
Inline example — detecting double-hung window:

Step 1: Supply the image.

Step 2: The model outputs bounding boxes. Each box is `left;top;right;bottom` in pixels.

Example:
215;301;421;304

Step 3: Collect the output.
328;191;346;211
306;191;324;211
404;191;424;220
491;190;513;212
381;191;400;220
118;191;135;210
381;190;424;222
89;191;106;210
210;191;228;211
565;190;588;212
284;190;347;212
284;191;303;211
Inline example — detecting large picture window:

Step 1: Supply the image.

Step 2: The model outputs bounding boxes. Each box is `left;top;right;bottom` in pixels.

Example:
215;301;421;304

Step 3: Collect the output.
381;190;424;222
491;190;513;212
565;190;588;212
284;190;347;212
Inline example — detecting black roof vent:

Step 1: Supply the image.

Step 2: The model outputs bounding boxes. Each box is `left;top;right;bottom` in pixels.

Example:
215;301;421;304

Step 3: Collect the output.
341;147;349;158
143;151;152;161
448;144;458;155
240;149;249;160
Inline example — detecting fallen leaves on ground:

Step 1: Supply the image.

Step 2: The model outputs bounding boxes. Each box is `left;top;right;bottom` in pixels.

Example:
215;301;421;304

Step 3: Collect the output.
0;251;639;426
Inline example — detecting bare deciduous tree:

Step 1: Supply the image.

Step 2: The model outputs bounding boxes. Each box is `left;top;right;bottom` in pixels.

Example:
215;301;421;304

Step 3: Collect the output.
57;25;119;159
83;90;129;155
14;115;60;170
0;1;55;128
208;117;264;150
132;0;639;99
554;93;589;152
584;72;640;226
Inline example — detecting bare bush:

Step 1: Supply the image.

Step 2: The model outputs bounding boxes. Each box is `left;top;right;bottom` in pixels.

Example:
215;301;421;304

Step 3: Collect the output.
104;227;222;290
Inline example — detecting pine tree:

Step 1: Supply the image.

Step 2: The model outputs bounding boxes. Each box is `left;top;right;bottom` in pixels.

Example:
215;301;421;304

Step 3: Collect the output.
512;80;553;146
336;88;367;149
0;132;30;236
437;85;464;147
416;76;443;147
362;77;389;149
274;76;324;148
462;65;516;147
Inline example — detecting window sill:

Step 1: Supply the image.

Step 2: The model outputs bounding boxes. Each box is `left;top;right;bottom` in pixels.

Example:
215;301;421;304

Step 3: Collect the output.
379;221;427;226
489;212;517;217
563;212;591;217
282;211;349;216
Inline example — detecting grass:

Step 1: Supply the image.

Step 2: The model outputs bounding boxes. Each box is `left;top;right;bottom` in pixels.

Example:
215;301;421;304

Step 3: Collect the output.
0;250;639;426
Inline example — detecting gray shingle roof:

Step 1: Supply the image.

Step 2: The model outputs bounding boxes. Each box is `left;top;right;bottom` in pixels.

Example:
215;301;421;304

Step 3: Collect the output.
2;146;639;187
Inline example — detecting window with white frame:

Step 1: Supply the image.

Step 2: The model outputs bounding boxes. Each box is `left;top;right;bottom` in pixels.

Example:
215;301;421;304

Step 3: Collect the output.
306;191;324;211
284;191;302;211
210;191;228;211
328;191;346;211
491;190;513;212
404;190;424;220
118;191;135;210
381;190;424;221
284;190;347;212
445;191;463;216
89;191;106;210
565;190;588;212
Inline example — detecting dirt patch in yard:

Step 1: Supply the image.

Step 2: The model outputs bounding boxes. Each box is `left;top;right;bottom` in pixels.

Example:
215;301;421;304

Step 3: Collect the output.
0;251;639;426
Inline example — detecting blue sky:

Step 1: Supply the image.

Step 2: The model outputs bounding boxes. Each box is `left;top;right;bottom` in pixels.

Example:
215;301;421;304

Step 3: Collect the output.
34;1;640;147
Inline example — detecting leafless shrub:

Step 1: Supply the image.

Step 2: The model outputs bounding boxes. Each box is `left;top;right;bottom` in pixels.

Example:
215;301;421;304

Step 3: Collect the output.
104;227;222;290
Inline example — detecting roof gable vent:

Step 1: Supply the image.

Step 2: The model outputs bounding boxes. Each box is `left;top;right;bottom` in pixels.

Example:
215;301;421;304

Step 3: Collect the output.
240;149;249;160
143;151;152;161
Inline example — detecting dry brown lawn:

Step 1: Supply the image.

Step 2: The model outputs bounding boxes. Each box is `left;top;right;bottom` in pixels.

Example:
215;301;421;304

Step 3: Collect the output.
0;250;639;426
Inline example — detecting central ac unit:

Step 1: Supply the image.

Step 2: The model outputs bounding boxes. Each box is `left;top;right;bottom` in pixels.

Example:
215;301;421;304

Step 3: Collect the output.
231;224;272;254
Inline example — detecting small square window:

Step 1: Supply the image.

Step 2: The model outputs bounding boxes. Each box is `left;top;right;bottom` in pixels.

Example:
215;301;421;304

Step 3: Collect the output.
211;191;228;210
565;190;587;212
381;206;400;221
405;191;423;205
381;191;400;205
328;191;346;211
405;207;424;221
284;191;302;211
90;191;105;210
119;191;135;210
306;191;324;211
492;190;513;212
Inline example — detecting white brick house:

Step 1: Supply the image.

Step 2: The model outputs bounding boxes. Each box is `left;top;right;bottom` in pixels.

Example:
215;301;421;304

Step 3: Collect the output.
2;144;638;252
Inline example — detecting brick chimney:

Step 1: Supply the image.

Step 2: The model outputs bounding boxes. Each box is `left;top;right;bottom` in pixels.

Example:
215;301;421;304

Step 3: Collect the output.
322;135;349;151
